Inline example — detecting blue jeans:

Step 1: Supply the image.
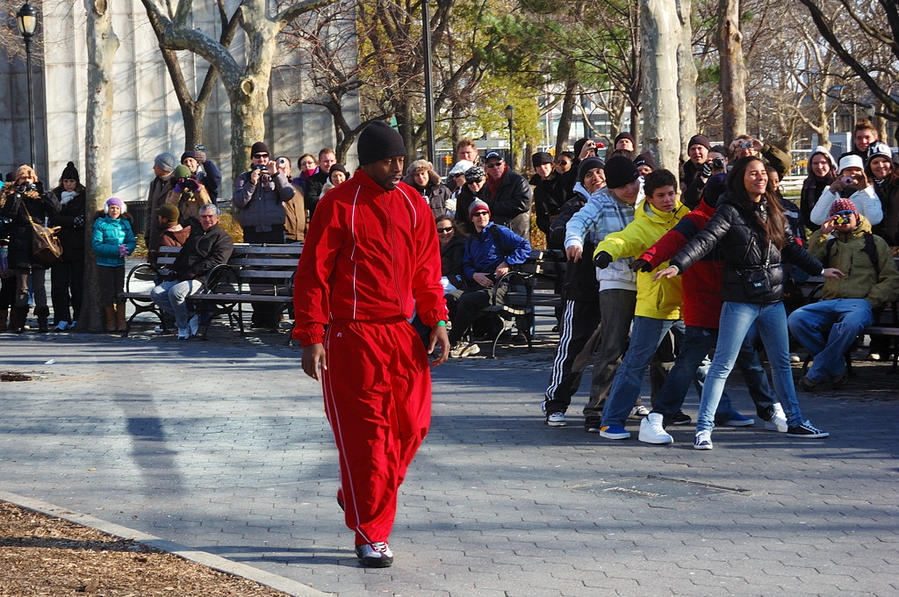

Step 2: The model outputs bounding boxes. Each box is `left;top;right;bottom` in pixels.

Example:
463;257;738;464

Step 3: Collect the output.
653;325;777;424
788;298;872;383
601;317;684;427
697;301;803;432
150;280;203;329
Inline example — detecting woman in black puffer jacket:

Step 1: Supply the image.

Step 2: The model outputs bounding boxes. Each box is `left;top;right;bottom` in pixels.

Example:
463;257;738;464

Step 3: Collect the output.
48;162;86;330
657;156;842;449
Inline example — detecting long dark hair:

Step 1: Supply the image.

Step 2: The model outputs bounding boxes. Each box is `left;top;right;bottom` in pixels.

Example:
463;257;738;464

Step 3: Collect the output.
727;156;786;249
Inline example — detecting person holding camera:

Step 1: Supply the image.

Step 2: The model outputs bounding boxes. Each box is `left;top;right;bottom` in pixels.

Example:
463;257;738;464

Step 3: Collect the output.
47;162;87;331
233;141;296;328
181;147;222;202
682;143;728;210
0;164;59;333
810;154;882;228
788;198;899;391
165;165;211;228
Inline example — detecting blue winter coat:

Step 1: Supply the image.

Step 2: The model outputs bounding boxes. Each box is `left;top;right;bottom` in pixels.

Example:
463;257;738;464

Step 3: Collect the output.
462;222;531;281
92;216;136;267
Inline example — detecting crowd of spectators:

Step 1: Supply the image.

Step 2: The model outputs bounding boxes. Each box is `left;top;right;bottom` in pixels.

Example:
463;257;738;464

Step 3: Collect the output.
1;120;898;450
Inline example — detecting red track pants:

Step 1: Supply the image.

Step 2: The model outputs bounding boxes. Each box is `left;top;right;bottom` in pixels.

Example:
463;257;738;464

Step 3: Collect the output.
322;318;431;545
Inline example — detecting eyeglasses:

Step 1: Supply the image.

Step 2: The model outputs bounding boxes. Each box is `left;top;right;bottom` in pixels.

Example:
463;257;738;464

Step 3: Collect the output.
472;211;489;217
438;226;454;233
253;153;269;159
555;160;570;166
486;162;503;169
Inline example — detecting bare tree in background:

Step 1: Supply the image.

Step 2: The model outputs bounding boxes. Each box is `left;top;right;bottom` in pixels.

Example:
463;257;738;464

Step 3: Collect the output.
140;0;330;179
640;0;682;171
80;0;118;332
717;0;746;145
143;1;241;150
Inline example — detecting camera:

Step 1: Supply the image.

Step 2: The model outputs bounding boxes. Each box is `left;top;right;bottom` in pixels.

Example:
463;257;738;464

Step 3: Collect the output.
277;157;288;168
740;140;754;150
834;214;849;226
842;176;854;186
711;157;725;170
194;144;205;151
253;164;268;171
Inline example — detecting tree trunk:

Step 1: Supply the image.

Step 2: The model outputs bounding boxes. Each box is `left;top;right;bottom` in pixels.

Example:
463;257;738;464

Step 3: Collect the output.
555;78;577;154
675;0;697;162
717;0;746;145
81;0;119;333
640;0;681;171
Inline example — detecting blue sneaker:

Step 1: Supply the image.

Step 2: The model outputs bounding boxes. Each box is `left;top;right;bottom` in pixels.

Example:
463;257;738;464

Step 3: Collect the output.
599;424;630;440
716;411;754;427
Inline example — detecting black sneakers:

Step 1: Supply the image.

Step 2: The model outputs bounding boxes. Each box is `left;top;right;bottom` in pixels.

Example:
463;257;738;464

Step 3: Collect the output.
584;417;602;433
786;420;829;439
670;410;692;425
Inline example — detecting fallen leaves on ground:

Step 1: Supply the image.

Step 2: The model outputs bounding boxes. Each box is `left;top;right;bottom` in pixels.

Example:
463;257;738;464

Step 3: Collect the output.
0;501;289;596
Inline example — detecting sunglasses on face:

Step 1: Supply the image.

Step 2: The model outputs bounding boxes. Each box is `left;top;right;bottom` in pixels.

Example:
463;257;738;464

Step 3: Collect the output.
438;226;454;233
253;153;269;159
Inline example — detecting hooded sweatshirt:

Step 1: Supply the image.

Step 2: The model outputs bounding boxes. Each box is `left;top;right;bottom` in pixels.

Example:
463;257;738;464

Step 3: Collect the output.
565;184;644;292
594;198;688;319
800;146;837;231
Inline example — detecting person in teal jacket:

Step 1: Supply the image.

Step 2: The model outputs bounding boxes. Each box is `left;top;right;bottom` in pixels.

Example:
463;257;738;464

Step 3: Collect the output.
91;197;136;331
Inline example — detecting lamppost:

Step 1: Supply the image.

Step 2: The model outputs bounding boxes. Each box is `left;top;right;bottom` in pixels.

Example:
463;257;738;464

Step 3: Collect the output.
503;104;514;167
17;2;38;169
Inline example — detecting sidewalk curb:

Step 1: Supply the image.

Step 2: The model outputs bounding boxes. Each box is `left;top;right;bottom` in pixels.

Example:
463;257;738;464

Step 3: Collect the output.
0;491;330;597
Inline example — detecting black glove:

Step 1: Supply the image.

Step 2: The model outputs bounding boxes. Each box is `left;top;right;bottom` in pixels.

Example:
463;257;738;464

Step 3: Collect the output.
701;162;712;179
631;258;653;272
593;251;613;269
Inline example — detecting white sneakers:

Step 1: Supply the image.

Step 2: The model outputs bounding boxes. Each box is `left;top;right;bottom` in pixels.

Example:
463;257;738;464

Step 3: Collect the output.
449;342;480;358
693;430;713;450
638;413;673;445
356;541;394;567
764;403;788;433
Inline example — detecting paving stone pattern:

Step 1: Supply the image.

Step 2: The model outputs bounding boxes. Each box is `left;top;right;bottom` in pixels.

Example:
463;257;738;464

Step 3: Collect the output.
1;331;897;596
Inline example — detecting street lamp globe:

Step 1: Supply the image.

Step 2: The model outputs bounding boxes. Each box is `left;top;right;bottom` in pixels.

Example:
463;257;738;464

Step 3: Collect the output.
503;104;514;122
17;2;37;38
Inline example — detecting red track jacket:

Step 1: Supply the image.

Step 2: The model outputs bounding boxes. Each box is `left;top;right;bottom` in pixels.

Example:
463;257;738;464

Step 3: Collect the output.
292;170;448;345
639;198;725;329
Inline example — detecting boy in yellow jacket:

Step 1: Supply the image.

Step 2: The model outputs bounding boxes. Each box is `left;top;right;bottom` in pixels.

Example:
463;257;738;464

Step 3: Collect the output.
591;169;688;440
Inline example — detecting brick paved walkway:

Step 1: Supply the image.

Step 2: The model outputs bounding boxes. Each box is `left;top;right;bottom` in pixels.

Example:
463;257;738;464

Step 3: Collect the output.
1;330;897;596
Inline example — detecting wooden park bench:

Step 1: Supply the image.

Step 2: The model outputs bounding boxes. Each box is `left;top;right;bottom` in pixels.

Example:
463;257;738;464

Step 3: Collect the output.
481;248;567;358
120;243;302;336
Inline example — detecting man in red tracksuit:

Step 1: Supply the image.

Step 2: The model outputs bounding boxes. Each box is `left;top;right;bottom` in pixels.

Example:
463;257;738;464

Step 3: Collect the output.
293;121;450;568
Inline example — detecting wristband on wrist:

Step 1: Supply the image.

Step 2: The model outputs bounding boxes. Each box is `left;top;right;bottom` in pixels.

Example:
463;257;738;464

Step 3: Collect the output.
436;321;446;327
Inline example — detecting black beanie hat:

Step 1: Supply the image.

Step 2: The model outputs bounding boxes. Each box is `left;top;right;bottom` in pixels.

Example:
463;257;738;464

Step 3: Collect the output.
604;155;639;189
688;134;711;151
250;142;269;156
614;131;635;146
61;161;79;183
531;152;553;167
181;150;198;163
634;152;656;170
577;157;605;183
358;121;406;166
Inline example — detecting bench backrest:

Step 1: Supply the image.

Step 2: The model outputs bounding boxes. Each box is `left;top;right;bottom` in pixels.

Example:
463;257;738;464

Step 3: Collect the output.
159;242;302;286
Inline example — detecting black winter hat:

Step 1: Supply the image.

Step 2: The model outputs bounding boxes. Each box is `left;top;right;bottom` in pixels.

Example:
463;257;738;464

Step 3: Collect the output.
61;161;79;183
250;142;269;156
604;155;639;189
577;157;605;183
531;152;554;167
358;121;406;166
634;152;656;171
614;132;635;146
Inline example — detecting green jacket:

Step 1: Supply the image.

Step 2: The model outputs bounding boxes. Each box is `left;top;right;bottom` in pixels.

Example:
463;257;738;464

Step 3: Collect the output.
807;215;899;309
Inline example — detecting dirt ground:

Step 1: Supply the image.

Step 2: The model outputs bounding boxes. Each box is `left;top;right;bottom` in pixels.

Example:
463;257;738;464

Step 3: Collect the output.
0;501;288;597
